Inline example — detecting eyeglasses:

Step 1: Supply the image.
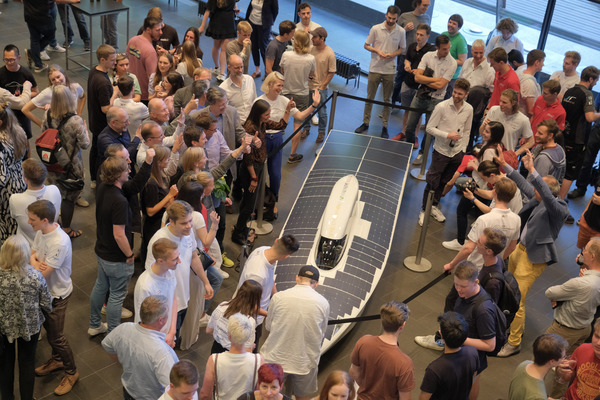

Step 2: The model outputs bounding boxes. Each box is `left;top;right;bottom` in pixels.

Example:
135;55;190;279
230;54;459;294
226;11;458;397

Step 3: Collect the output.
3;58;17;63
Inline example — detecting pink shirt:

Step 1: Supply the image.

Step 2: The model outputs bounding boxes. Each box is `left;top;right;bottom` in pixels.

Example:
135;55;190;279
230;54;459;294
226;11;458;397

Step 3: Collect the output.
127;35;157;101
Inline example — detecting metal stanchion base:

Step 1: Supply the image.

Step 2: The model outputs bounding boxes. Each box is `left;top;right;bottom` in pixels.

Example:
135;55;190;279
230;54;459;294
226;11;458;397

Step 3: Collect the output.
248;220;273;235
411;167;427;181
404;256;432;272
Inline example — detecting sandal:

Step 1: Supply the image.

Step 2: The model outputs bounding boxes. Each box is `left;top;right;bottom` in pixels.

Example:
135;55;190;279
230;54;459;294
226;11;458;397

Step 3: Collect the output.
251;71;261;79
247;228;256;243
64;228;83;239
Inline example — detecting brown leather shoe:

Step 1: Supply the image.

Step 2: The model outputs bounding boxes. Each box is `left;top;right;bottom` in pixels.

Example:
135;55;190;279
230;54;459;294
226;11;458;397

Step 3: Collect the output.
35;359;64;376
54;372;79;396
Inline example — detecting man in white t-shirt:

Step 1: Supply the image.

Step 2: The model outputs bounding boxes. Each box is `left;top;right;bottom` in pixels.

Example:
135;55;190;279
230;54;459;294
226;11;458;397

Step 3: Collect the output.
355;5;406;139
145;201;214;343
28;199;79;395
237;234;299;348
261;265;330;400
296;2;321;44
443;177;521;271
159;360;200;400
113;74;149;138
484;97;534;155
519;50;545;117
134;238;179;347
551;51;581;100
9;159;61;245
219;54;256;124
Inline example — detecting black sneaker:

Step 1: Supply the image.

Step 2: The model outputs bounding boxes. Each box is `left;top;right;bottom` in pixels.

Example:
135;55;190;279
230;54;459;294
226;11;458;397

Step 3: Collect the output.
381;127;389;139
567;187;586;199
84;41;91;52
355;123;369;134
288;154;303;164
565;214;575;225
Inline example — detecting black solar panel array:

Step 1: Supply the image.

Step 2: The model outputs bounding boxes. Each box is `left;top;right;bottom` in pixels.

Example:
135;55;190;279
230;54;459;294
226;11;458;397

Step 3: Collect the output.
274;131;412;349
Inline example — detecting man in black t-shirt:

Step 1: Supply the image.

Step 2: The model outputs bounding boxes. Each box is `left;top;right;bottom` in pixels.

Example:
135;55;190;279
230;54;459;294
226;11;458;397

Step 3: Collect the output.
0;45;38;140
87;44;117;186
265;20;296;75
559;66;600;201
136;7;180;52
420;312;479;400
89;149;154;335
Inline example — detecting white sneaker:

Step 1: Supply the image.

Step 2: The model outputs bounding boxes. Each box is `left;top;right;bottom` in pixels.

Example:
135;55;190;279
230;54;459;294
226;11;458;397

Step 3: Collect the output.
46;44;66;53
198;313;210;327
76;196;89;207
87;322;108;336
412;153;423;165
211;67;219;76
442;239;463;251
414;335;444;351
90;180;96;189
218;268;229;279
496;343;521;357
40;50;50;61
418;210;425;227
430;205;446;222
311;115;318;125
216;74;225;82
101;305;133;318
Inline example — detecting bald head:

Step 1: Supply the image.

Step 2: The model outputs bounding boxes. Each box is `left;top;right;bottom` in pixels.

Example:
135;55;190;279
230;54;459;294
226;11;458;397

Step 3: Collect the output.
148;98;170;124
107;107;130;134
228;54;244;78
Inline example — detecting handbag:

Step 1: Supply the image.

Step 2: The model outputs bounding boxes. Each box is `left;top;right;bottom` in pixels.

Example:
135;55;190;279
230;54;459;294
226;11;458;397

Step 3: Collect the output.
199;248;215;270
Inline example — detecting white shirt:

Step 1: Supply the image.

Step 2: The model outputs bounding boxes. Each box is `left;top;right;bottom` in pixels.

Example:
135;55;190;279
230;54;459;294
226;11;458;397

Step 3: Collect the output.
256;94;299;134
418;51;457;99
157;388;198;400
280;51;316;96
467;208;521;268
211;352;261;400
550;71;580;96
519;73;541;114
32;227;73;298
261;284;330;375
146;226;196;312
220;75;257;123
426;98;473;157
113;98;149;139
484;35;524;57
9;186;61;245
207;301;256;349
486;106;533;151
366;22;406;74
32;83;84;107
237;246;275;325
459;58;495;90
133;268;177;333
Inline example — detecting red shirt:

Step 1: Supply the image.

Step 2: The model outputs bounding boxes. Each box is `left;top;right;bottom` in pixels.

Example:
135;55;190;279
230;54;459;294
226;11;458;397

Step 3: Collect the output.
566;343;600;400
530;96;566;135
488;68;521;108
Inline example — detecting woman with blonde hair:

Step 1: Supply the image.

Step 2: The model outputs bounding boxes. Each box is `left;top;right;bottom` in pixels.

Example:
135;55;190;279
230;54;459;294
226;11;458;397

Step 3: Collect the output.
176;41;203;86
0;235;52;400
140;145;178;263
258;71;320;217
314;370;356;400
0;104;29;242
481;88;534;155
22;64;86;128
279;30;316;164
148;53;175;100
41;85;90;239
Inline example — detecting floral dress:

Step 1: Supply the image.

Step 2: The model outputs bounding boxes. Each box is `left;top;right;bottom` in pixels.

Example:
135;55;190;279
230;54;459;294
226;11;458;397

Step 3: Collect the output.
0;131;27;242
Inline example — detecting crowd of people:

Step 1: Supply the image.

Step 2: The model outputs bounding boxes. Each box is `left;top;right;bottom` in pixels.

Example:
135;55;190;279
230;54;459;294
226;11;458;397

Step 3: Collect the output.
1;0;600;399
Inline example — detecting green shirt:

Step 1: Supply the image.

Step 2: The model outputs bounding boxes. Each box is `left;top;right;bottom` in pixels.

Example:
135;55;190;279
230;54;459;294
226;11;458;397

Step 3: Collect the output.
442;31;467;79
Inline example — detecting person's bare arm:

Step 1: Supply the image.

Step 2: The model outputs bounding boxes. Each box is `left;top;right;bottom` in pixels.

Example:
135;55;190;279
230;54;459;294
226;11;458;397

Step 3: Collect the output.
320;72;335;91
514;136;535;156
190;252;214;299
414;74;449;90
444;241;476;272
21;100;43;127
504;239;518;259
399;391;413;400
77;92;86;116
198;356;215;400
464;336;495;352
113;225;135;263
585;110;600;123
419;391;432;400
265;57;275;75
456;53;467;66
166;298;177;347
349;364;363;386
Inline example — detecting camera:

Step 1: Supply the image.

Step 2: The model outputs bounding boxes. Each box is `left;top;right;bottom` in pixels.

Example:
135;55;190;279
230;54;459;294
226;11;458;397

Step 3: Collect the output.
455;177;477;193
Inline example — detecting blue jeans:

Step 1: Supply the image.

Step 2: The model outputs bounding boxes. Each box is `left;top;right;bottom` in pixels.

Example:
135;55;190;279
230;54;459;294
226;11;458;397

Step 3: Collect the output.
26;16;56;68
266;131;283;199
317;88;328;134
204;265;223;312
57;4;90;43
89;256;134;332
391;55;406;104
405;96;442;153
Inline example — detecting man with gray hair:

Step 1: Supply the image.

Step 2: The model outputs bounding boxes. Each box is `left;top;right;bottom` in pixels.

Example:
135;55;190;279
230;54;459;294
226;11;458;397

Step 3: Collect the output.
261;265;329;400
220;54;257;123
97;106;139;171
173;77;210;118
102;295;179;400
200;313;263;399
494;149;569;357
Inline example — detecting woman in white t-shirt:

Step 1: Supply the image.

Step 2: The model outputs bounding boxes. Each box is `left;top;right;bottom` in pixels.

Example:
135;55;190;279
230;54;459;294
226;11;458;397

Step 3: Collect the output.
21;64;85;128
257;71;320;217
279;30;316;163
481;88;534;155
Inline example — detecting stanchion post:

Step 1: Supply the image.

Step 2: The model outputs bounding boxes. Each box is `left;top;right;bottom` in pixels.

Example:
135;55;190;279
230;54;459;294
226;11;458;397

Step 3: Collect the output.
248;160;273;235
328;91;338;135
404;190;433;272
411;132;432;181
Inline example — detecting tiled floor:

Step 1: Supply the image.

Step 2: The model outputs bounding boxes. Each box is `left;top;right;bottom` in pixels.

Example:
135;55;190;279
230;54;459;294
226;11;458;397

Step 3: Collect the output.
0;0;592;398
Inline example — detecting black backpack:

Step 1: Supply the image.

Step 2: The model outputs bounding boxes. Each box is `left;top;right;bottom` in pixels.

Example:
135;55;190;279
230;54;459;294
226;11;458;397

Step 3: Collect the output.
480;269;521;327
472;290;508;356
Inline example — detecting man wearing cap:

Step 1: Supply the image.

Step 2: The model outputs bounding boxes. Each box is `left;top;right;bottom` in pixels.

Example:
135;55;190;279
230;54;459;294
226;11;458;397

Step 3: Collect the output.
308;27;336;144
260;265;330;400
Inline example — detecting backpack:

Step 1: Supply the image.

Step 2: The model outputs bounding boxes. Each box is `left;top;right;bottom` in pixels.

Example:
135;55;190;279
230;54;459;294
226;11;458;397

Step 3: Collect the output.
35;113;76;173
498;144;519;173
480;269;521;327
472;290;508;356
